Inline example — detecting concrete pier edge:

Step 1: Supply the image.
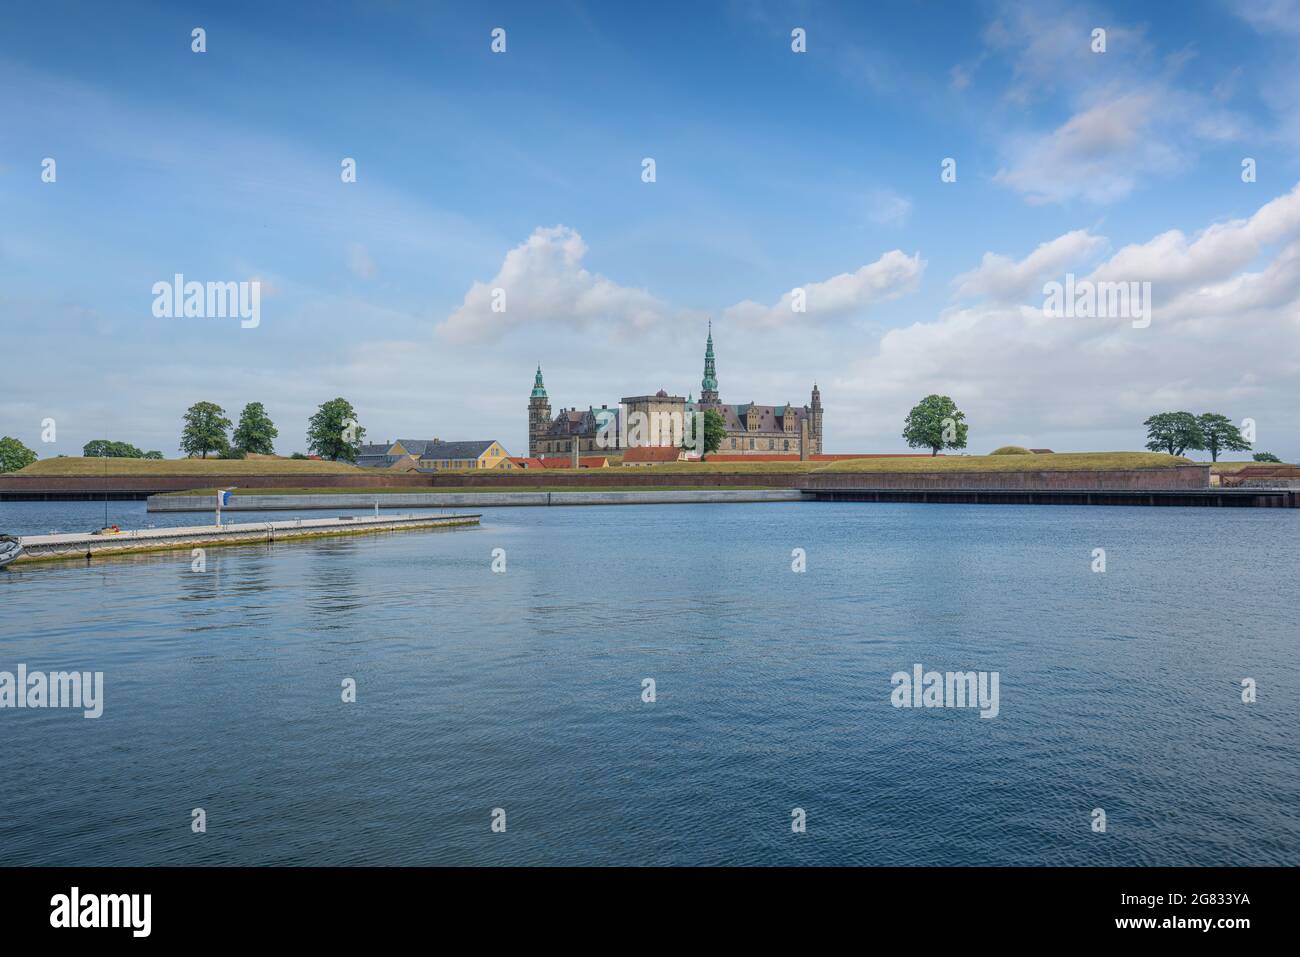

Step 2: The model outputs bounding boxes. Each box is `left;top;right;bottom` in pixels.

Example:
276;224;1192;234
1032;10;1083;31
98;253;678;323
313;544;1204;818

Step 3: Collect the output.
14;513;481;564
147;489;811;511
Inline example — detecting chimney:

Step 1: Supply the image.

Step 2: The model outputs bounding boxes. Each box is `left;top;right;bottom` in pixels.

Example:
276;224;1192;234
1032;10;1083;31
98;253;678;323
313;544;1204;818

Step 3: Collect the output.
571;439;580;469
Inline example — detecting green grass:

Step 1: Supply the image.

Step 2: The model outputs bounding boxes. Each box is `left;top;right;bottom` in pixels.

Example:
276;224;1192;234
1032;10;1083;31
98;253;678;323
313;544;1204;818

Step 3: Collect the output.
813;452;1194;473
166;485;783;496
18;457;363;476
1206;461;1292;472
620;460;827;473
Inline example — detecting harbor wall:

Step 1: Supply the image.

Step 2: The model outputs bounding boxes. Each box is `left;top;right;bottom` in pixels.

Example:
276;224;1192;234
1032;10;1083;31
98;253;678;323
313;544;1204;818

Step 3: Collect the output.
802;465;1210;491
6;464;1212;500
148;489;810;511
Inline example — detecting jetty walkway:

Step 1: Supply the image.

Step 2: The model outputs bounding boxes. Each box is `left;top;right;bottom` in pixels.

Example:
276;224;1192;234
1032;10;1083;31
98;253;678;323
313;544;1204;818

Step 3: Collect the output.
12;513;480;564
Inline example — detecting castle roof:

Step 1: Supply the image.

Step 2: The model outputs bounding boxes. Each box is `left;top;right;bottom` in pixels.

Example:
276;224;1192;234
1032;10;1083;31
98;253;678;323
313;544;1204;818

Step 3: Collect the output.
707;403;809;433
543;407;618;437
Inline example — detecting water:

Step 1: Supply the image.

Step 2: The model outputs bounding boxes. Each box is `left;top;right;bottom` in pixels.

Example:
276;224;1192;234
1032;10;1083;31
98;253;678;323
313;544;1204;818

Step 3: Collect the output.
0;500;1296;865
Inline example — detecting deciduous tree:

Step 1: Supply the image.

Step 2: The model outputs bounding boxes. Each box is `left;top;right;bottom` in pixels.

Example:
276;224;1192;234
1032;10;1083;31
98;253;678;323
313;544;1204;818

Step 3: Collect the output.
307;398;365;462
1195;413;1251;462
232;402;279;455
903;395;969;456
180;402;232;459
1142;412;1203;457
0;436;37;473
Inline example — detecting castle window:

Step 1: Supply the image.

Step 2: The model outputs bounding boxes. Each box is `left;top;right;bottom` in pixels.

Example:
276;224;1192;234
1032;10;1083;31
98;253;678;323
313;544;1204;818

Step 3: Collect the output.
784;440;789;451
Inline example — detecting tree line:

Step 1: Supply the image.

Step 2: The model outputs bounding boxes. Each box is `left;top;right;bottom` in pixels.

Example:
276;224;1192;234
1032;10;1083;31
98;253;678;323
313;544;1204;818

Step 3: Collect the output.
1142;412;1266;462
0;398;369;473
177;398;366;462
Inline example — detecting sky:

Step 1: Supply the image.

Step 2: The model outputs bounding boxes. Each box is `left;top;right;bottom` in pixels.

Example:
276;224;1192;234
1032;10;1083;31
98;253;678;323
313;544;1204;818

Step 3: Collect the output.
3;0;1300;459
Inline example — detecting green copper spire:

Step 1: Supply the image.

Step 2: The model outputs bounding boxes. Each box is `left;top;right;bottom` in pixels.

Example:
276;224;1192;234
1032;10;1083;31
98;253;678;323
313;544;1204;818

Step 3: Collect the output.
531;364;548;398
700;321;719;402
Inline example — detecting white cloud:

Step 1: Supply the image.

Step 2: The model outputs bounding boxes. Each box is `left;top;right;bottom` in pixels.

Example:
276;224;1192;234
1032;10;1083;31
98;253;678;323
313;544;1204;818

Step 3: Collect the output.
442;227;925;341
954;229;1106;301
994;90;1181;204
438;226;672;342
865;188;913;227
977;2;1248;205
829;182;1300;454
1089;181;1300;291
722;250;925;328
1230;0;1300;35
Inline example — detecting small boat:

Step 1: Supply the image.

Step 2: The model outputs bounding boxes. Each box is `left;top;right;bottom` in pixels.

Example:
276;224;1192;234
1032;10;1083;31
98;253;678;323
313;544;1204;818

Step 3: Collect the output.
0;535;23;569
91;525;122;536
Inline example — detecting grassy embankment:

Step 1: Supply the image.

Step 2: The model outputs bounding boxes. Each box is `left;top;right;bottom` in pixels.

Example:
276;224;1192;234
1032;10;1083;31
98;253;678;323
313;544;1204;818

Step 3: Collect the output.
1206;461;1285;473
809;451;1192;472
158;451;1198;496
16;457;363;476
23;451;1198;481
165;485;776;495
632;451;1192;473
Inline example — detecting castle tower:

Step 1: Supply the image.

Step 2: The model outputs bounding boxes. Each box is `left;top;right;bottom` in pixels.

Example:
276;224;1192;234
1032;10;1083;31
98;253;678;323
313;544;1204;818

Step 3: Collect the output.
528;365;551;457
809;382;823;454
700;321;719;405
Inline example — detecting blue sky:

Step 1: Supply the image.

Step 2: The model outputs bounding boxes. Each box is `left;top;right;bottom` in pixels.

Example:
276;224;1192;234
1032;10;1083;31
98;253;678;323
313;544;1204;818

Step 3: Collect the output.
3;0;1300;458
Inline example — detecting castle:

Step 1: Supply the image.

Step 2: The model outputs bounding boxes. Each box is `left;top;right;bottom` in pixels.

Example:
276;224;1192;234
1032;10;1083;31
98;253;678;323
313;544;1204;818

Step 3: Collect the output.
528;325;823;457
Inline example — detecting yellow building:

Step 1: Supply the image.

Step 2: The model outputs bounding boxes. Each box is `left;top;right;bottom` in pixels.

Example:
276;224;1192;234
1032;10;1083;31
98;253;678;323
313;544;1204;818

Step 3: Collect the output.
357;439;512;471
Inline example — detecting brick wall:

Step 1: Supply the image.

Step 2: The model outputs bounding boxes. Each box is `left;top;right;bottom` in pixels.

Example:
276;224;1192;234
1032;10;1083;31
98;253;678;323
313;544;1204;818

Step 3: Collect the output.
802;466;1210;491
1;464;1211;495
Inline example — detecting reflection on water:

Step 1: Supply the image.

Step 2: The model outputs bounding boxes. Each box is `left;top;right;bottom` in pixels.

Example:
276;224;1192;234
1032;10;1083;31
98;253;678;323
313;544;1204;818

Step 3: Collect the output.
0;500;1297;865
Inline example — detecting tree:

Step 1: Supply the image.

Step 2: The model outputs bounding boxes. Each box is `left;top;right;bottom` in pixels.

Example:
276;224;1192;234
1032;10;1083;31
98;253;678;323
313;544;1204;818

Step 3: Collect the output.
143;450;163;460
1196;413;1251;462
180;401;232;459
0;436;37;473
1142;412;1203;457
686;408;728;460
83;439;146;458
1253;452;1282;463
903;395;969;456
307;398;365;462
232;401;279;455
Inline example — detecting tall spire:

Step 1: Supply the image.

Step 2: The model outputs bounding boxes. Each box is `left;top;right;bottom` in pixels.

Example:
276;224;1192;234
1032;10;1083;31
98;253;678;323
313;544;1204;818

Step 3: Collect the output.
531;364;547;398
700;321;719;404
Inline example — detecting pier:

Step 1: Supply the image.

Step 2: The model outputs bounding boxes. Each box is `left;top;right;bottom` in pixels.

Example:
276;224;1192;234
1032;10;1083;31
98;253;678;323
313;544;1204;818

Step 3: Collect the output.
10;513;481;564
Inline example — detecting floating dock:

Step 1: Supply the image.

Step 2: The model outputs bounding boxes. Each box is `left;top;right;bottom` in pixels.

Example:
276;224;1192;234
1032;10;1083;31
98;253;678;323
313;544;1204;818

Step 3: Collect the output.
10;513;481;564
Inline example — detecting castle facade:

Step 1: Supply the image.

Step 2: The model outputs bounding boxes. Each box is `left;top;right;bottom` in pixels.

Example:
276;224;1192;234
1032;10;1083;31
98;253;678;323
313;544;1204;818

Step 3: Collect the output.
528;325;823;457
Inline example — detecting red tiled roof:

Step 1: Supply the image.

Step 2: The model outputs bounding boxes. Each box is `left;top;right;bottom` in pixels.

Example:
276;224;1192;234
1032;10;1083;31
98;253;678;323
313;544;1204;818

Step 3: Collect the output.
623;447;685;463
701;453;942;462
538;456;609;469
507;457;546;469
